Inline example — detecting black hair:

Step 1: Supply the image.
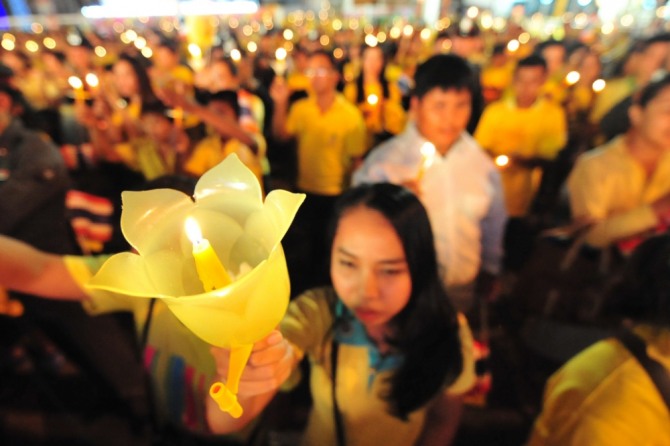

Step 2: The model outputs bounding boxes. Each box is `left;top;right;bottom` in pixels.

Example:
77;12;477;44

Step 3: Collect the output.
156;37;179;54
140;100;171;121
412;54;475;99
116;53;159;109
515;54;548;73
44;50;67;64
355;45;390;103
639;32;670;53
604;234;670;328
326;183;463;419
207;89;241;119
635;73;670;107
535;39;565;56
310;49;338;70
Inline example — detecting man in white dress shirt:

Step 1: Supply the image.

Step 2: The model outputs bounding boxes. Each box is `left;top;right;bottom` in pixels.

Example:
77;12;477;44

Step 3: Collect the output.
353;54;507;312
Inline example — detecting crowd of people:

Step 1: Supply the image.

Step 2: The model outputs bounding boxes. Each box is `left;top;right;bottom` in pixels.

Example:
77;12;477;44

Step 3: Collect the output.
0;13;669;445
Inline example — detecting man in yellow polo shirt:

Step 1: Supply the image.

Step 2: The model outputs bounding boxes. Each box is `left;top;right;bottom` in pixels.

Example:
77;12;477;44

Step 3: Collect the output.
271;49;366;294
475;54;566;269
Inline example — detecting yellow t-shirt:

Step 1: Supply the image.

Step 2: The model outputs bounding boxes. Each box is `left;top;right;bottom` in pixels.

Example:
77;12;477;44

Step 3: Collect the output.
474;97;567;217
286;94;366;195
281;287;476;446
589;76;637;125
343;81;407;150
567;136;670;247
528;326;670;446
184;135;263;190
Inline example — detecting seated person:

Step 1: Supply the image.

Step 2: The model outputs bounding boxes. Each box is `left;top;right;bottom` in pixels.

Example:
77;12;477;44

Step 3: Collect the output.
528;234;670;445
567;74;670;254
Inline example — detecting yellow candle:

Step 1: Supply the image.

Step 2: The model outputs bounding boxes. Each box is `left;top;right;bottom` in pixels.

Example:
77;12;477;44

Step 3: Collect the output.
68;76;86;105
185;217;232;291
417;142;436;181
85;72;99;96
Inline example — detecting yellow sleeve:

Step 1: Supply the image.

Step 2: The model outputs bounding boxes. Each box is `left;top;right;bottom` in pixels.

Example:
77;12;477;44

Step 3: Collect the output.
446;313;476;395
63;255;137;315
184;139;218;177
473;105;498;153
537;104;567;159
343;82;358;104
285;100;303;136
567;156;658;247
345;109;368;159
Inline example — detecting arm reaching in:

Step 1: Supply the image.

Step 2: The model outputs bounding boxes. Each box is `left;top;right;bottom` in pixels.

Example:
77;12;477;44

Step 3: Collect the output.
0;235;87;301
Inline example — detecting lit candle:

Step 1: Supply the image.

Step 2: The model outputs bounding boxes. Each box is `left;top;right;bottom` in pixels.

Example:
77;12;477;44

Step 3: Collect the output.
494;155;510;168
185;217;232;291
366;93;379;106
68;76;86;105
592;79;606;93
565;70;580;86
85;72;99;96
417;142;436;181
274;47;287;77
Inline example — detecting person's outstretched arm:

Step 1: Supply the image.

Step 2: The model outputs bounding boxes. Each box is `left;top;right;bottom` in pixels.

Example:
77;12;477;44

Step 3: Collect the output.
0;235;87;301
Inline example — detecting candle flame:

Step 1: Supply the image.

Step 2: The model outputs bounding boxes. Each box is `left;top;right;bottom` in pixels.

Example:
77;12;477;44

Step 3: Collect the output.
367;94;379;105
495;155;510;167
85;72;99;88
185;217;203;244
592;79;606;93
275;47;287;61
565;71;580;86
68;76;83;90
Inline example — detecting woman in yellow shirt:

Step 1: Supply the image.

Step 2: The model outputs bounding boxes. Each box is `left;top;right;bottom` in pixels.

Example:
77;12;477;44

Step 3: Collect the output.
344;45;407;151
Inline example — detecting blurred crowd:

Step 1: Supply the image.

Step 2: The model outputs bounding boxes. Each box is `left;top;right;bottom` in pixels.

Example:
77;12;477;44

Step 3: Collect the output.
0;11;670;445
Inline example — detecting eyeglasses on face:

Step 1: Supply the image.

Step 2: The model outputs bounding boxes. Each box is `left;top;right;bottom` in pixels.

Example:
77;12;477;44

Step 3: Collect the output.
305;68;333;77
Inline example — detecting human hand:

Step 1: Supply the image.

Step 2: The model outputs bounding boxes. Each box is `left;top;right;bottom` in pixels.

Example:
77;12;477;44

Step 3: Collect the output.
210;330;295;397
269;77;290;105
400;177;423;198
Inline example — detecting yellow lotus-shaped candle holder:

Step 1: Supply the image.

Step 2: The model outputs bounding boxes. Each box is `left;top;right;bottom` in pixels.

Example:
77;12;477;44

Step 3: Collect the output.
87;154;305;418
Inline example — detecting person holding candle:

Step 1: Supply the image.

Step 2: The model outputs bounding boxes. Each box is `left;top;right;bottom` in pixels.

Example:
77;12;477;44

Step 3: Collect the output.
353;54;506;314
0;174;293;444
210;182;475;445
474;55;567;271
343;44;407;151
270;49;366;295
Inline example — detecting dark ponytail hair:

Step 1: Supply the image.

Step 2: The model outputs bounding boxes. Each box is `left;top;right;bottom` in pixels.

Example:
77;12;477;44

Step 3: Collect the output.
327;183;463;419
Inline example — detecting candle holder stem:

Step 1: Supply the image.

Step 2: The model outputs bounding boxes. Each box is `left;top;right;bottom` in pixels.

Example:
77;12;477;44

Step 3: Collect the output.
209;343;253;417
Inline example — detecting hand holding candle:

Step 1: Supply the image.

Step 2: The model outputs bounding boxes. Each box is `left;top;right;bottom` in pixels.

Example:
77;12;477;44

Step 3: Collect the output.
68;75;86;105
274;47;288;78
416;142;436;181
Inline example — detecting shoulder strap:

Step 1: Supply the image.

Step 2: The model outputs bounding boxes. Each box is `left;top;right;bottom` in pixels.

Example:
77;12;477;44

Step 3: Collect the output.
616;330;670;410
331;340;346;446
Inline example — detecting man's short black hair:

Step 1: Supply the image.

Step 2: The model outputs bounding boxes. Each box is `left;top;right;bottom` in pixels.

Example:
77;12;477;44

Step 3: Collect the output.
309;49;337;70
639;32;670;52
412;54;475;99
207;89;240;119
515;54;548;73
636;73;670;107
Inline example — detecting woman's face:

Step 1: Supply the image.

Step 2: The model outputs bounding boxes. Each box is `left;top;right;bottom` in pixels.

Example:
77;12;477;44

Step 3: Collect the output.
362;46;384;78
331;205;412;337
113;59;139;97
